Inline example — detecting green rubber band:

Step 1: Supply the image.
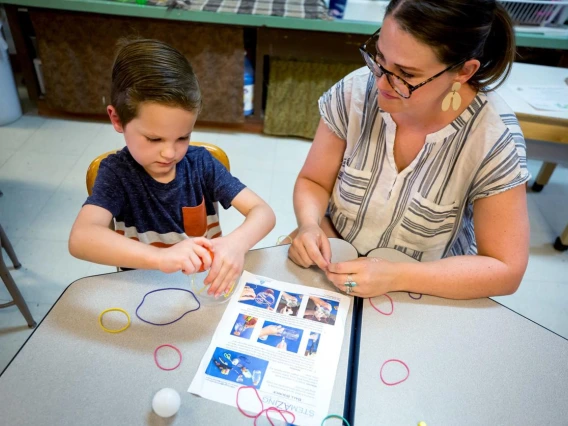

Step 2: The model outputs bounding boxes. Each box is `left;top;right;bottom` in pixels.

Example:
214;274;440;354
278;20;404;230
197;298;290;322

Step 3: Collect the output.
321;414;351;426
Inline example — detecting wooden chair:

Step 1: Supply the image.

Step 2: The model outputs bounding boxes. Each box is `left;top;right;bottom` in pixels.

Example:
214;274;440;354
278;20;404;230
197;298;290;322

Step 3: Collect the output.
85;142;231;271
87;142;231;196
0;223;36;328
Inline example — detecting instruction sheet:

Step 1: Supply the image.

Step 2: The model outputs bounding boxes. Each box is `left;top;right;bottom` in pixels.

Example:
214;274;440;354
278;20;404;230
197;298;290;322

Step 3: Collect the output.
189;270;351;425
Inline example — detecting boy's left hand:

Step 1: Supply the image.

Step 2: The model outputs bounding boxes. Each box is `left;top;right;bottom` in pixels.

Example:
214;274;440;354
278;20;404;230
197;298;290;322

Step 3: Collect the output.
203;236;247;297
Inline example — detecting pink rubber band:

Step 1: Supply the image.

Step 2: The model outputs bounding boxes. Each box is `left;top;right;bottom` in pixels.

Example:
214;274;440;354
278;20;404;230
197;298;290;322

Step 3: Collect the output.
255;407;296;426
153;344;182;371
369;294;394;315
380;359;410;386
236;386;296;425
236;386;264;418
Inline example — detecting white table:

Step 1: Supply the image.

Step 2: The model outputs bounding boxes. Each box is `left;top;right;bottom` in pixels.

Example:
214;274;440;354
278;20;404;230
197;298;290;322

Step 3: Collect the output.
497;62;568;250
0;240;358;425
352;248;568;425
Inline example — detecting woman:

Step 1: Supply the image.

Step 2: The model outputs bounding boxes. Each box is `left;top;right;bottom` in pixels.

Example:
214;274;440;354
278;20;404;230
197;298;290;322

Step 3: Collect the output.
288;0;530;299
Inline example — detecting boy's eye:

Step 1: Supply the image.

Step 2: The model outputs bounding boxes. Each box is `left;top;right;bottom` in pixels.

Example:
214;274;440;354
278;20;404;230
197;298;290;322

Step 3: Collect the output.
146;137;161;142
177;136;190;141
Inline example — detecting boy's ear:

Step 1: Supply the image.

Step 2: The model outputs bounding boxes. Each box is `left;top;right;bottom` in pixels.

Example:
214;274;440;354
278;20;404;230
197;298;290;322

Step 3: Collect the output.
107;106;124;133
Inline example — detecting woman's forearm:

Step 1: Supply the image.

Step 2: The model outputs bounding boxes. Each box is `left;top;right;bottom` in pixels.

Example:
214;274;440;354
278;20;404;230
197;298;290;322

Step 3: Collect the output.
394;255;525;299
293;177;332;227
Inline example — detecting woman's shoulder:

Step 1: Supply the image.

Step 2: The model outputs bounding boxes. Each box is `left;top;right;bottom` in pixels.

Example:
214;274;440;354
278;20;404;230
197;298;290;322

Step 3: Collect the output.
470;92;524;145
484;91;523;129
343;66;373;83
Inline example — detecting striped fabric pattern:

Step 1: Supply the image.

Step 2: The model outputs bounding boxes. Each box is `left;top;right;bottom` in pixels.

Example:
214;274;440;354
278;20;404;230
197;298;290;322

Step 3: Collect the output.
133;0;329;19
85;146;245;249
319;68;530;261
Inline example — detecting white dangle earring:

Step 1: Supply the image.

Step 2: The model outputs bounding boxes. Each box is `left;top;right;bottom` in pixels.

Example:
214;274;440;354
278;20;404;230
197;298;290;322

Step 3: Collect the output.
441;82;462;112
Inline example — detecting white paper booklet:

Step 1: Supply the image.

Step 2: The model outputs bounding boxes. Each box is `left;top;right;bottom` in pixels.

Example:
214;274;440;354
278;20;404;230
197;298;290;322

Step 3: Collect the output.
189;270;352;425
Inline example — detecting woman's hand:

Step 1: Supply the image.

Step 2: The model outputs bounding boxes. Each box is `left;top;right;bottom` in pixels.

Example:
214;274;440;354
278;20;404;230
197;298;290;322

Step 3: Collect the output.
288;223;331;270
325;257;400;298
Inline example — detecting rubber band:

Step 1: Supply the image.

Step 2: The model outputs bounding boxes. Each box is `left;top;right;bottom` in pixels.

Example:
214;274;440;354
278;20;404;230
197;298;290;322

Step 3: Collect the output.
408;292;423;300
276;235;293;245
236;386;264;418
224;281;236;298
154;344;183;371
193;275;209;296
236;386;296;425
380;359;410;386
136;288;200;326
98;308;131;333
192;275;236;299
321;414;351;426
255;407;295;426
369;294;394;315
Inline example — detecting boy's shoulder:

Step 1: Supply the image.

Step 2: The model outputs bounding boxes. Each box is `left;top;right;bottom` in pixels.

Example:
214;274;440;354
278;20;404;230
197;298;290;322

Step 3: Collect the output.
100;147;136;171
185;144;212;160
183;145;219;169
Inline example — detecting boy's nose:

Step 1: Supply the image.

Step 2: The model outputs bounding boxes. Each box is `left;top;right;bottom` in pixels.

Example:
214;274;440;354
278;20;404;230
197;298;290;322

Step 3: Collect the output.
160;145;176;160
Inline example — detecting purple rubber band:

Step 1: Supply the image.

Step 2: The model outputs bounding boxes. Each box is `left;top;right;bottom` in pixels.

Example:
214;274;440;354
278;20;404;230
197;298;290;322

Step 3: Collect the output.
408;292;423;300
136;288;200;326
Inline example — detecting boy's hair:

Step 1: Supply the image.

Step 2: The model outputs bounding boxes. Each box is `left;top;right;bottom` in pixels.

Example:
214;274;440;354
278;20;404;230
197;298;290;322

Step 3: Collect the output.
110;38;202;126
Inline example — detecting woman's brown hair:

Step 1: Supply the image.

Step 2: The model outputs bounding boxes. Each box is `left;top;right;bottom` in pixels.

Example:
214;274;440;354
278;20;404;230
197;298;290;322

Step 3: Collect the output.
386;0;515;90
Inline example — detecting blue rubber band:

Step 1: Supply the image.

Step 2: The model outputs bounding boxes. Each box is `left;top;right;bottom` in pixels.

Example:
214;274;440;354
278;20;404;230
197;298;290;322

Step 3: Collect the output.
136;288;200;326
321;414;351;426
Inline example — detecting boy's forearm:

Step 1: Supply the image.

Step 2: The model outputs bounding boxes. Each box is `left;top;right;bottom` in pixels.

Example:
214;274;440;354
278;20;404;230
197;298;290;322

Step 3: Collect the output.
394;255;523;299
69;224;160;269
227;203;275;250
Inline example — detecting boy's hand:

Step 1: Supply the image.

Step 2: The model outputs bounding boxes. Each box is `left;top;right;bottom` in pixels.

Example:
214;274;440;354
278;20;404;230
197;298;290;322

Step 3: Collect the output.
157;237;213;274
204;236;247;297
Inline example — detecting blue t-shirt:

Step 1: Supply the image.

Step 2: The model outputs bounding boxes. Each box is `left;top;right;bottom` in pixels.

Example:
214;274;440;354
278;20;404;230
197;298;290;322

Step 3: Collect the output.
85;146;246;246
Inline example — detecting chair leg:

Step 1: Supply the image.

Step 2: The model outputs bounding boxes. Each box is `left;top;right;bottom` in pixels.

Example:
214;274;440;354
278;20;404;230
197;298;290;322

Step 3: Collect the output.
0;224;21;269
554;224;568;252
0;226;35;328
531;162;557;193
0;257;36;328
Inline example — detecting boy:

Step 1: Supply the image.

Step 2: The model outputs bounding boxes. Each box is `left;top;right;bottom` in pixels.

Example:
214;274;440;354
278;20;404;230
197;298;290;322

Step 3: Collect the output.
69;39;275;297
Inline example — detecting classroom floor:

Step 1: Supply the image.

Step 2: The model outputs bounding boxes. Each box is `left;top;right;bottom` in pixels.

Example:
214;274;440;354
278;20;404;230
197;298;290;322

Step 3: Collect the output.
1;110;567;373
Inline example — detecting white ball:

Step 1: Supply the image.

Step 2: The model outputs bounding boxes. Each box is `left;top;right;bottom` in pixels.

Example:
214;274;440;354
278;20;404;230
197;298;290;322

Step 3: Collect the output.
152;388;181;418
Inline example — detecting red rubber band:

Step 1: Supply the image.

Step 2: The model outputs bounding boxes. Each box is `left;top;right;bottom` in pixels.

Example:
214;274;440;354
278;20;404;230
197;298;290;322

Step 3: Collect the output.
153;344;182;371
236;386;264;418
369;294;394;315
380;359;410;386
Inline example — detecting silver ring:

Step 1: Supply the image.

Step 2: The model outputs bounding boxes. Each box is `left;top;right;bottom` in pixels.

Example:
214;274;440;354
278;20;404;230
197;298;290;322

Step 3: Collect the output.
344;274;357;294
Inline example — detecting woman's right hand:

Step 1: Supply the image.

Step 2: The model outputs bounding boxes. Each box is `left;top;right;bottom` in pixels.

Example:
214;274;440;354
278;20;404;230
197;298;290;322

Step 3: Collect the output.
288;223;331;270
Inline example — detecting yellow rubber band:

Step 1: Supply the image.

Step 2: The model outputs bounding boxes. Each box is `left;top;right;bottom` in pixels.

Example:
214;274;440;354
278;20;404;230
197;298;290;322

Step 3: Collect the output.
98;308;131;333
193;275;236;299
223;281;236;298
276;235;293;245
